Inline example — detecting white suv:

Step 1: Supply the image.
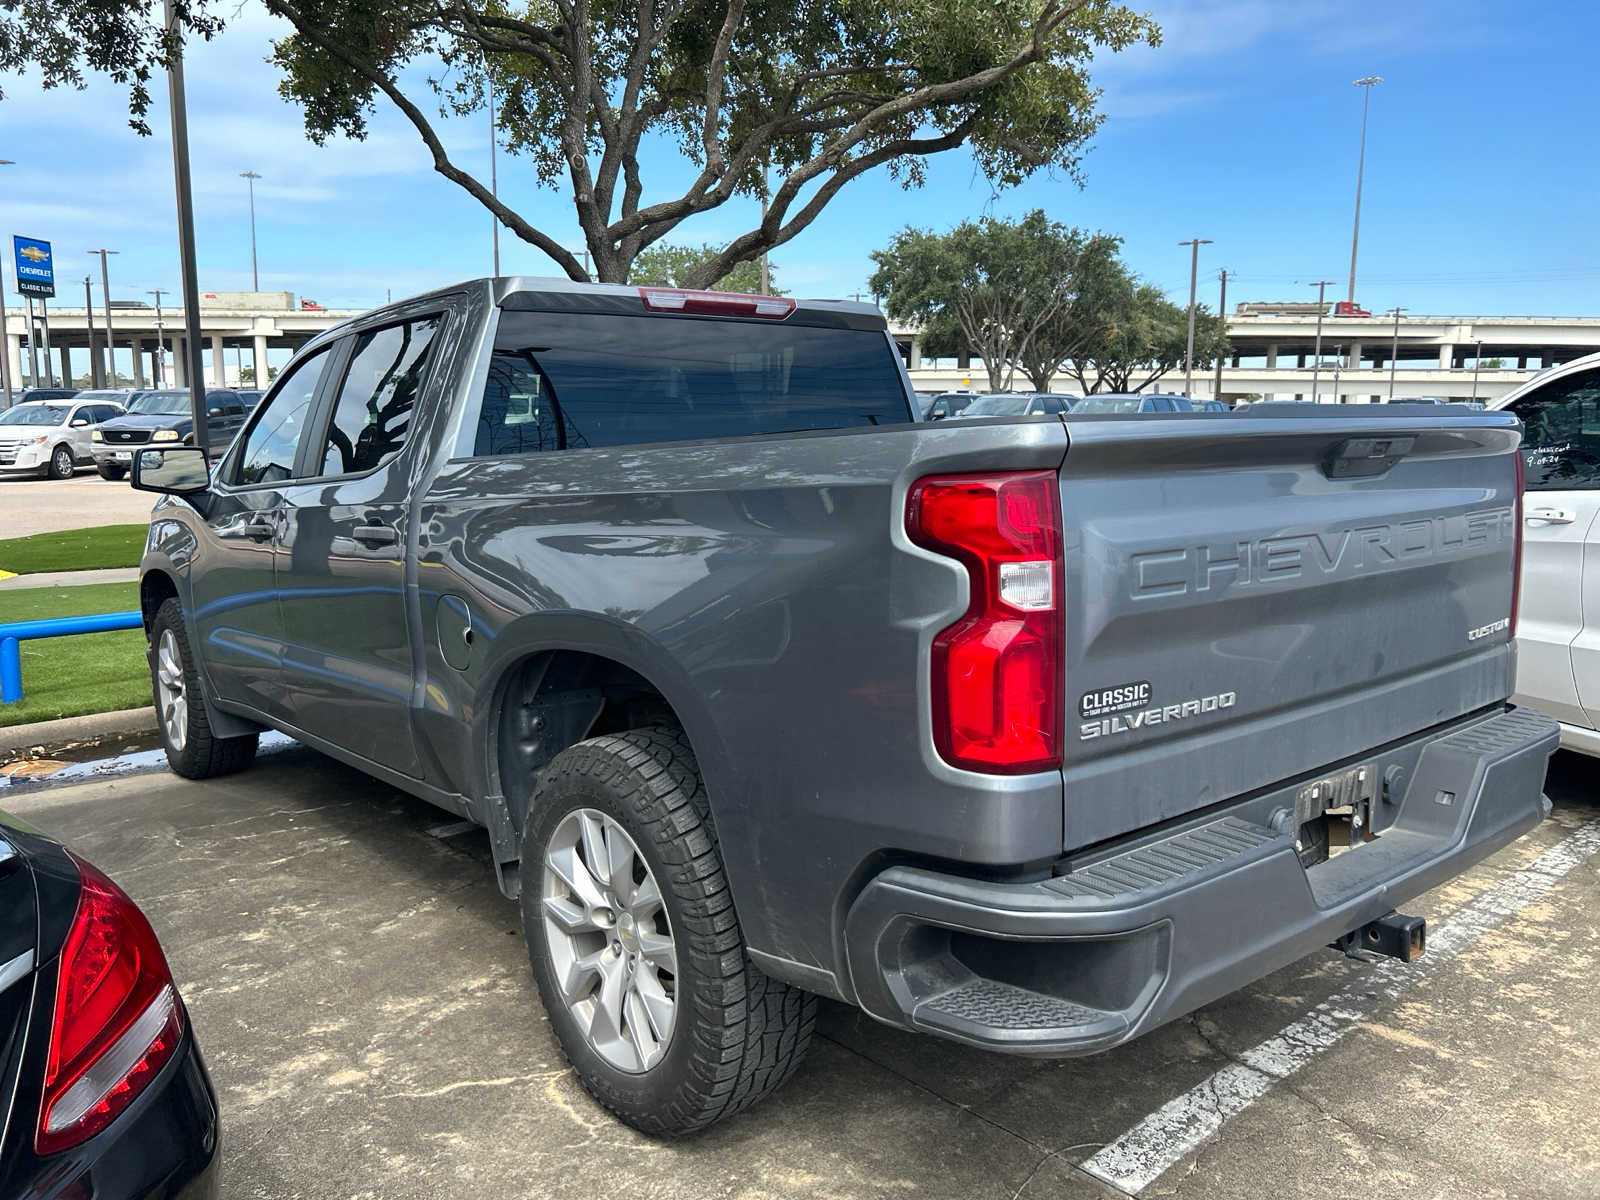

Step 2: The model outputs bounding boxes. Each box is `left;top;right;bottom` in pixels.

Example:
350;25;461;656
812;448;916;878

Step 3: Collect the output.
0;395;126;480
1493;352;1600;753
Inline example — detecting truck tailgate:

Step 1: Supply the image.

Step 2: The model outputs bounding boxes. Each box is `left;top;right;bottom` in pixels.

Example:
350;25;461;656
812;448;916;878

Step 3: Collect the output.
1058;408;1522;852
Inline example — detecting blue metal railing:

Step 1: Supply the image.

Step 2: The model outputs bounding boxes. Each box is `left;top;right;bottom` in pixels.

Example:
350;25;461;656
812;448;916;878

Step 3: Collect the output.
0;612;143;704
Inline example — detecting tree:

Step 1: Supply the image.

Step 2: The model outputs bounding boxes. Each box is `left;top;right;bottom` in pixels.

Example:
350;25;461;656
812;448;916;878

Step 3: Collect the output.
1059;276;1230;394
870;211;1111;392
630;243;780;294
2;0;1157;284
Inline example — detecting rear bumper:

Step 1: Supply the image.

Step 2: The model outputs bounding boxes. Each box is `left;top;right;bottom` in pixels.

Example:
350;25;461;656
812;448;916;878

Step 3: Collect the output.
843;705;1559;1055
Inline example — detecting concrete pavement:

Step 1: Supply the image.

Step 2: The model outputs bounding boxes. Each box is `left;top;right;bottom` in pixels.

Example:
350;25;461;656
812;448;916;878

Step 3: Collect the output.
0;473;154;538
2;749;1596;1199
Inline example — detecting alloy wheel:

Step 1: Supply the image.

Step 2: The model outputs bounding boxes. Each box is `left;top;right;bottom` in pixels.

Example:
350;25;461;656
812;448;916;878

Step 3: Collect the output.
541;808;678;1073
52;447;72;477
155;629;188;753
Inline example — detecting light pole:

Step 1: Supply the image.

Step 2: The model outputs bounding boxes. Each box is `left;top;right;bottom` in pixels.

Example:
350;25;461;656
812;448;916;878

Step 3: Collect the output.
487;81;499;276
1387;306;1406;400
1472;339;1484;403
86;249;118;386
240;171;262;292
1348;76;1383;306
0;158;13;407
166;0;210;456
83;277;99;387
147;289;167;386
1309;279;1337;403
1179;238;1212;397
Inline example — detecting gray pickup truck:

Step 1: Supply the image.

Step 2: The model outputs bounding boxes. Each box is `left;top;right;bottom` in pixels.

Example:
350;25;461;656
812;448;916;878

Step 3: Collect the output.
130;278;1557;1135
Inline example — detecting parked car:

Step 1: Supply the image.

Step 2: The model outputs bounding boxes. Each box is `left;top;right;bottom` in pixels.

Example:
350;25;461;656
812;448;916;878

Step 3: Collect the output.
0;813;220;1196
1193;399;1230;412
235;389;267;411
923;390;980;420
0;395;125;479
131;277;1555;1136
1491;351;1600;755
9;387;79;405
92;388;250;480
949;393;1074;419
1073;392;1195;414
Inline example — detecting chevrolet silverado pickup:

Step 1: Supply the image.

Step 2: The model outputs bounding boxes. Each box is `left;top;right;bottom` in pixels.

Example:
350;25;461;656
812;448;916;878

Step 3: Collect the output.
129;278;1557;1135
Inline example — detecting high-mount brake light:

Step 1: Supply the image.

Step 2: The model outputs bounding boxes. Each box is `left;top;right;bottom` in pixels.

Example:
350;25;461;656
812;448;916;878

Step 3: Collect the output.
1511;446;1525;637
906;471;1063;774
638;287;796;320
35;854;184;1156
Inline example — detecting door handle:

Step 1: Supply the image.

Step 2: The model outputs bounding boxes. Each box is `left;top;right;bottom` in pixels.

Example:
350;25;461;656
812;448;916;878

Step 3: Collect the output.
352;524;398;546
1525;507;1577;525
242;515;277;542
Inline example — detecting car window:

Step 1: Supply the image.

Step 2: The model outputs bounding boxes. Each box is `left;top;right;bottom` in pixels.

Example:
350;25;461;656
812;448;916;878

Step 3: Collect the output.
1508;368;1600;491
475;312;911;456
320;316;440;475
231;349;332;486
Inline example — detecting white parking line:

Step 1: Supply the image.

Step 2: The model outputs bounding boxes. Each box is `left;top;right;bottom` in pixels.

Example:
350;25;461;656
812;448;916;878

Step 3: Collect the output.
1082;819;1600;1194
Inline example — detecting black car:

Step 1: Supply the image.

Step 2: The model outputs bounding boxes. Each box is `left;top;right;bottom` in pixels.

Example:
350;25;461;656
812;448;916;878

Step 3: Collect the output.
92;389;249;479
0;814;219;1196
10;387;79;405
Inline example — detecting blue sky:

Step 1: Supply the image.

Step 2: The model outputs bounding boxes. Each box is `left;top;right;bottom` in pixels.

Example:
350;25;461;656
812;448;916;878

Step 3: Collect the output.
1;0;1596;316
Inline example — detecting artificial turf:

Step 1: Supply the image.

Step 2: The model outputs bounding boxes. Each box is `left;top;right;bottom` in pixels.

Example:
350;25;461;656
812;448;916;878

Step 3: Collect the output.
0;581;147;727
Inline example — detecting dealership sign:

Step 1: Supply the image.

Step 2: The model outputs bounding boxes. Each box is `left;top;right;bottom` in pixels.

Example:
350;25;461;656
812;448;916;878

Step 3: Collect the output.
12;236;54;299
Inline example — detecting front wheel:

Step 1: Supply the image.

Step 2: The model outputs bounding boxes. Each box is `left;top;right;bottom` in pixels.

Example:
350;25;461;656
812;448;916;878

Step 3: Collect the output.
149;598;259;779
47;445;75;480
520;727;816;1136
96;463;127;481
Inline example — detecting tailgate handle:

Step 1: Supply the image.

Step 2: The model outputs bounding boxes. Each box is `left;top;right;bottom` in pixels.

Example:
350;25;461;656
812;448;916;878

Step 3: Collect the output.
1324;435;1416;479
1526;506;1576;525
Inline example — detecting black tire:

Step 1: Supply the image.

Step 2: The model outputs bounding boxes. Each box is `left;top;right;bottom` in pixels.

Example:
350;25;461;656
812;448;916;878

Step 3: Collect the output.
47;444;75;480
149;598;259;779
520;727;816;1136
97;464;127;481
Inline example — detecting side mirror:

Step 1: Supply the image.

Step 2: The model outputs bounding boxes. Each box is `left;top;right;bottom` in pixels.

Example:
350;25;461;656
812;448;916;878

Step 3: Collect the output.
70;417;90;427
208;406;224;416
132;445;211;495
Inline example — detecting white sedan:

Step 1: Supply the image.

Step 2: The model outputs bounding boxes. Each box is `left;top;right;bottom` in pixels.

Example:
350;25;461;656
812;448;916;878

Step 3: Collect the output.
0;395;126;480
1492;350;1600;753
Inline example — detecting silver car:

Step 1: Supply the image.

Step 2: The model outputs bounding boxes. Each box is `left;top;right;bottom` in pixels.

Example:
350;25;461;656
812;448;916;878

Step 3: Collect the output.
0;394;126;479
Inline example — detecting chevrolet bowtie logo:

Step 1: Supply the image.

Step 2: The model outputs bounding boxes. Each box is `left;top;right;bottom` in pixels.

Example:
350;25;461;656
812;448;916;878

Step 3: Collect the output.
18;245;47;262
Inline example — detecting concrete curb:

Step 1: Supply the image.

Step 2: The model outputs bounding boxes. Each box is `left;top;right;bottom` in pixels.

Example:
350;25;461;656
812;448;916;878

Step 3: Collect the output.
0;706;155;753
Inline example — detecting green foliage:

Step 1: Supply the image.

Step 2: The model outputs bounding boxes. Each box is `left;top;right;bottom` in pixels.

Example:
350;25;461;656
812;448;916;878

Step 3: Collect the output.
1;0;1158;283
0;525;149;575
1060;278;1229;393
630;243;781;294
870;211;1120;392
0;583;147;727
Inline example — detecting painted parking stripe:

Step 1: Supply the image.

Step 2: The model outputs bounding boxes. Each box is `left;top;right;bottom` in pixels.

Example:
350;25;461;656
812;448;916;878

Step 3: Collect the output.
1082;819;1600;1194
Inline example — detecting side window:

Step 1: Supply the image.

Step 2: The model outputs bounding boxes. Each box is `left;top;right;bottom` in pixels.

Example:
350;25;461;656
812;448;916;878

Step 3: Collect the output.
1508;369;1600;491
231;349;331;486
320;315;440;475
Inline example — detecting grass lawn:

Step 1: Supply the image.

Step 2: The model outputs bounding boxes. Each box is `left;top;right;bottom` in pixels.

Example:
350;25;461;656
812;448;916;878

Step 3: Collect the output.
0;524;148;576
0;582;147;727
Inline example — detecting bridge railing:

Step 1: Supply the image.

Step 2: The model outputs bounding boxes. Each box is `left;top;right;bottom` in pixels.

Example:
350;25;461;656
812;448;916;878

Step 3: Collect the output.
0;612;143;704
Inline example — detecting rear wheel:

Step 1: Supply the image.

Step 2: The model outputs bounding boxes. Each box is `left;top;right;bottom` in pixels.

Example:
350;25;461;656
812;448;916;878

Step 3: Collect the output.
47;445;75;480
149;598;258;779
520;726;815;1136
96;464;126;481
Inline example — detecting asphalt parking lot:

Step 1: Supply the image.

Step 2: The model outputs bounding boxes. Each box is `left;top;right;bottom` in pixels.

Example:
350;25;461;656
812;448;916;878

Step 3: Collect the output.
2;748;1596;1199
2;473;156;538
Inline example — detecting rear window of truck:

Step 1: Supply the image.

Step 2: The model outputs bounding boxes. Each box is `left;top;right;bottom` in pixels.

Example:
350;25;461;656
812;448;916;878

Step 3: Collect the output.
474;311;912;456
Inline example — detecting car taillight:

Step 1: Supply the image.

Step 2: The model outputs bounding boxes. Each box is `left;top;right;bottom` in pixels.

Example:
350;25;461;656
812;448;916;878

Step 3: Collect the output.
906;471;1063;774
1511;447;1525;637
638;287;795;319
35;853;183;1156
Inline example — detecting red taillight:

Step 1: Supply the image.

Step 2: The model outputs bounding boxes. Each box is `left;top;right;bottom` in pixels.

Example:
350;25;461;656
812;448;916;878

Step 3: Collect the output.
1511;447;1525;637
637;287;795;320
907;471;1063;774
35;854;183;1156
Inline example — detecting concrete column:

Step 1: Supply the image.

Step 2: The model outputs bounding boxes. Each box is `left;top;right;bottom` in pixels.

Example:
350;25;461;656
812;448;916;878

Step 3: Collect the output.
908;336;922;372
1439;343;1454;369
60;345;72;386
4;333;21;399
1347;341;1363;368
1265;343;1279;368
173;338;186;387
132;339;146;388
252;334;269;386
210;334;226;386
